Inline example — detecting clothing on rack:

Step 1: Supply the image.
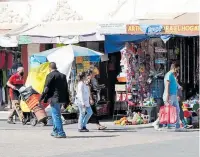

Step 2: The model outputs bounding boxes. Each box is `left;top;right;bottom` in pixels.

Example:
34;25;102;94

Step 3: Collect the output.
0;51;6;69
0;70;7;87
7;52;13;69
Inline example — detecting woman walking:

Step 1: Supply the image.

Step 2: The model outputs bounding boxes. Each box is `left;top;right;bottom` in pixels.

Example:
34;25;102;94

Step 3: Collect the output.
86;69;107;130
76;72;93;132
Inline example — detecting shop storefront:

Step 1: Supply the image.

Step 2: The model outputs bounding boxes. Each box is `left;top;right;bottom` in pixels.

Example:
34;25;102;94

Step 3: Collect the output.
103;24;199;126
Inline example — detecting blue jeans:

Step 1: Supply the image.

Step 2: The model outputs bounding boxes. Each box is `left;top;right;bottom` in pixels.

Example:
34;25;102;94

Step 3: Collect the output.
51;103;66;136
78;106;93;129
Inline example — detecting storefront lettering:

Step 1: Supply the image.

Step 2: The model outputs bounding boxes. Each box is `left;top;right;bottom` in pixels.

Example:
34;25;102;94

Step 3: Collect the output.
127;25;199;35
127;25;142;32
164;25;199;33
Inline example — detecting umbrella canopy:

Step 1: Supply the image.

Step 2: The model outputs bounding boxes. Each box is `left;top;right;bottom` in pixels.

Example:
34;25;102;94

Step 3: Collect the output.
30;45;103;79
32;45;103;58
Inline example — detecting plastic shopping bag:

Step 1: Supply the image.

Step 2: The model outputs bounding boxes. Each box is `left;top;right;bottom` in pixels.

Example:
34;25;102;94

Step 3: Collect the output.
159;105;177;124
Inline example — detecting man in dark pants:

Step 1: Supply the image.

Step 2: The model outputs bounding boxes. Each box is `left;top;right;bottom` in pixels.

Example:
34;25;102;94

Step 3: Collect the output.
40;62;70;138
7;67;24;124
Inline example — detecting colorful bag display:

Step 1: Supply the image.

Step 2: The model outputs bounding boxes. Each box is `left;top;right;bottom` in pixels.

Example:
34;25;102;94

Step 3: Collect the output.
159;105;177;124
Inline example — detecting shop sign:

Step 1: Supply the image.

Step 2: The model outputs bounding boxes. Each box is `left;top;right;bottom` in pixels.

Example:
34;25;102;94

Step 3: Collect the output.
140;25;164;35
126;24;199;35
18;36;32;45
98;23;126;34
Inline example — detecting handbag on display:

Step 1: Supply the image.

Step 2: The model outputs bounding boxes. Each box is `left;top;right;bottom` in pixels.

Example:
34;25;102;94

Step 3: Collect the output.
159;104;177;124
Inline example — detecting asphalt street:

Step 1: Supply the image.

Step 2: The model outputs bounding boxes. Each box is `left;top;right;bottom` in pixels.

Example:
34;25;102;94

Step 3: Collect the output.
0;121;199;157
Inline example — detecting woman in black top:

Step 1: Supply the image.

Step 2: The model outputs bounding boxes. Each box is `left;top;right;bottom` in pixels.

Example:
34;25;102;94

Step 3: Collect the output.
86;69;106;130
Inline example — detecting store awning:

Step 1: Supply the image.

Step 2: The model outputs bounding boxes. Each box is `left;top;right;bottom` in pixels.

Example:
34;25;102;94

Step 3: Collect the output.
138;13;199;25
0;36;18;47
104;34;149;53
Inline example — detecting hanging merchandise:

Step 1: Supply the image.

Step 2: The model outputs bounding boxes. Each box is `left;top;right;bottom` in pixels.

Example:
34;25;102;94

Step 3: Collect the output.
7;52;13;69
2;70;7;87
0;50;6;69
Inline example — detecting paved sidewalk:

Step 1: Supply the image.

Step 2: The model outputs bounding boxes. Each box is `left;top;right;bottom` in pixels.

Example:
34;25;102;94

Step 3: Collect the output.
0;121;198;157
0;111;9;120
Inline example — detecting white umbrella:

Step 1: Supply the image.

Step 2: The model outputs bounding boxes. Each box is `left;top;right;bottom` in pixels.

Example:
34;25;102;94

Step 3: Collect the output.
31;45;103;79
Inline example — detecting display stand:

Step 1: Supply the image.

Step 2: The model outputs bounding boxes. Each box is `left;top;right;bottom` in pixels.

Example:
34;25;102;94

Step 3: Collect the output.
113;40;166;123
113;84;128;120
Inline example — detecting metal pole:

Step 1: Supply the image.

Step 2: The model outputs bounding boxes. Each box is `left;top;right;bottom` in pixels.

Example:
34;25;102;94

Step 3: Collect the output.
187;45;190;83
183;38;186;83
180;38;183;82
193;37;196;87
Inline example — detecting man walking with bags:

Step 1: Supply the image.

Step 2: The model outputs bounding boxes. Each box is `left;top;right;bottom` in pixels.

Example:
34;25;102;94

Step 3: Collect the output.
153;62;183;131
163;63;180;130
40;62;70;138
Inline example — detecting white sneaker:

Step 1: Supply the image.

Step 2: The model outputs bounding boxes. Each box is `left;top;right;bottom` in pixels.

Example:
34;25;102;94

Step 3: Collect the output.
152;119;159;127
154;125;162;131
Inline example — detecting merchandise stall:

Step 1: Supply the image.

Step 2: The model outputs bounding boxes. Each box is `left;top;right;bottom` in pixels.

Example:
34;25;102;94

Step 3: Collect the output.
104;24;199;126
113;38;168;125
113;36;200;126
28;45;109;124
182;95;199;128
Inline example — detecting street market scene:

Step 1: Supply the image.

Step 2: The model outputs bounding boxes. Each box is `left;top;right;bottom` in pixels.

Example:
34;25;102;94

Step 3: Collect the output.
0;0;199;157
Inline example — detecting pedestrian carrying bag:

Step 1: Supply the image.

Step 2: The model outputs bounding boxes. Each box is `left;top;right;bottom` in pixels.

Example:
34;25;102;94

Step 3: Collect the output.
159;105;177;124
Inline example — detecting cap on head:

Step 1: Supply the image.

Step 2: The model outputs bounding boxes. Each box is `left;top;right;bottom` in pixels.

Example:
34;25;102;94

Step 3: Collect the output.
49;62;57;70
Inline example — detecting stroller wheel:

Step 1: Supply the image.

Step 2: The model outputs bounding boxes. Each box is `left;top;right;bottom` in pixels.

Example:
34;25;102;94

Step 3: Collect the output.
22;118;29;125
30;118;37;126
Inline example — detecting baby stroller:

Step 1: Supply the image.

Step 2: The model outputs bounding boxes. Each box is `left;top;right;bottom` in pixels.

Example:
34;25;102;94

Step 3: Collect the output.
19;86;48;126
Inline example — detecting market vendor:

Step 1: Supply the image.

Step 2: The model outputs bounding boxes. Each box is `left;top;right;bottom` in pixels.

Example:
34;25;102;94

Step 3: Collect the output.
7;67;24;124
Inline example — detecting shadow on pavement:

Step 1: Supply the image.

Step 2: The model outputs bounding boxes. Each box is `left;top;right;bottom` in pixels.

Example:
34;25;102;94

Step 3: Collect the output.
67;135;119;138
90;128;137;133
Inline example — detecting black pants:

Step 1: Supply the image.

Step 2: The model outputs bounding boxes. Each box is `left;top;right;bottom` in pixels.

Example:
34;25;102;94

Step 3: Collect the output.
88;105;100;125
179;101;184;121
